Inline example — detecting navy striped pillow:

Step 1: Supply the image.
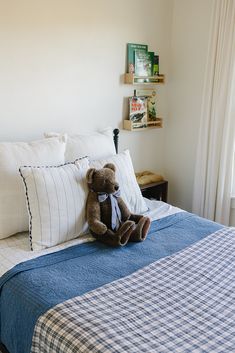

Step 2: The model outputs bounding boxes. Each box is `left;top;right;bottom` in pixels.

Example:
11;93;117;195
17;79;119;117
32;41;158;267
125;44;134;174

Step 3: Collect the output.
19;158;89;251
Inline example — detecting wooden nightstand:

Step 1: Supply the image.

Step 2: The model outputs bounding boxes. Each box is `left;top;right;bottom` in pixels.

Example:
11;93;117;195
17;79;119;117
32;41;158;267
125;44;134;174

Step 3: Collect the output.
140;180;168;202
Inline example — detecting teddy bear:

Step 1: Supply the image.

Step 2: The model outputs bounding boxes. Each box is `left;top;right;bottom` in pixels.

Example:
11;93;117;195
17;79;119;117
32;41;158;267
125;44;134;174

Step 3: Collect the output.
86;163;150;247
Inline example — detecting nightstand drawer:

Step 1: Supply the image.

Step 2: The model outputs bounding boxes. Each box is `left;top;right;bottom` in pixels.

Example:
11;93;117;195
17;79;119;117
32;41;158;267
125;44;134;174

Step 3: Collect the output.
140;180;168;202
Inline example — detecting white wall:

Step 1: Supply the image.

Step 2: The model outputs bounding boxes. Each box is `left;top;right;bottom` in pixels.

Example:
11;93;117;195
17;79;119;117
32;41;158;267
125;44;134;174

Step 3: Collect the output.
0;0;173;172
164;0;214;211
0;0;219;213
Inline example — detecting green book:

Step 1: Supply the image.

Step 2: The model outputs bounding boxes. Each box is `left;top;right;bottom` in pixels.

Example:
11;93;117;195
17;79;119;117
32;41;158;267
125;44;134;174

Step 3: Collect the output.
148;51;154;76
127;43;148;74
153;55;159;75
147;90;157;121
134;50;154;77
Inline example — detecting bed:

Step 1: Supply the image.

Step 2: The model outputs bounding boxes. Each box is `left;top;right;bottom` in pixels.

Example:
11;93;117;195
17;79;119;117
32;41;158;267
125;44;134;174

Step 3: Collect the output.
0;130;234;353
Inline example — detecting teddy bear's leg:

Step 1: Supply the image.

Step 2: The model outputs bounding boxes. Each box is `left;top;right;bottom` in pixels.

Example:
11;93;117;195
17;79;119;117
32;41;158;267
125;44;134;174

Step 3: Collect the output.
91;220;135;247
129;217;151;242
115;220;135;246
91;230;118;247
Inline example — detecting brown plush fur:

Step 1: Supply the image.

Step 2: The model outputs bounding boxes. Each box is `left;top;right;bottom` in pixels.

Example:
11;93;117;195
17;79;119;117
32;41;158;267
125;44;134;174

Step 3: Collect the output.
86;163;150;246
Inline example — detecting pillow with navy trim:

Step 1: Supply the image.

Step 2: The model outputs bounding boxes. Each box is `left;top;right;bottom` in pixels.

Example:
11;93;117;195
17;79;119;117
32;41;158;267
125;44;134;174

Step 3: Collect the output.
89;150;148;214
0;136;66;239
45;127;116;161
19;158;89;251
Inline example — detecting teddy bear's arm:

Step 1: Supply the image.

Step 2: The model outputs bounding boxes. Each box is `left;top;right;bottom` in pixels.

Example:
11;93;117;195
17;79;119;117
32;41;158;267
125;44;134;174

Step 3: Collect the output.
86;192;108;235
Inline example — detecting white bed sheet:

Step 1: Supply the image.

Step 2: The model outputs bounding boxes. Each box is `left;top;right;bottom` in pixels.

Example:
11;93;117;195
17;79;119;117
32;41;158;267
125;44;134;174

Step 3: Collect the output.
0;199;183;277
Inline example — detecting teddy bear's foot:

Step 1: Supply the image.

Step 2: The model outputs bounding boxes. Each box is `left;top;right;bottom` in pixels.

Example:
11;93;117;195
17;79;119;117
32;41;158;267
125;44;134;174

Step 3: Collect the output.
91;220;135;247
116;220;135;246
129;216;151;242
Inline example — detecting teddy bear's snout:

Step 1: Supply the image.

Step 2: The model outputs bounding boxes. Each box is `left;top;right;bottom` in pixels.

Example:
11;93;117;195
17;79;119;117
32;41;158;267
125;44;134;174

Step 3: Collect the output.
104;178;119;193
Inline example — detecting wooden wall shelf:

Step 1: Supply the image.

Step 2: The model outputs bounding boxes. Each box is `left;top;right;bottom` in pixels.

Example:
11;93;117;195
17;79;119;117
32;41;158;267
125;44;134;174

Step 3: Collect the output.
123;118;163;131
124;73;165;85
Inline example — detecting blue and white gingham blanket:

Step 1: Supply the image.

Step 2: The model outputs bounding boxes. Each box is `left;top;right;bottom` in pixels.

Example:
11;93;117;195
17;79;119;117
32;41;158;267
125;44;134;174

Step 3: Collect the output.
31;227;235;353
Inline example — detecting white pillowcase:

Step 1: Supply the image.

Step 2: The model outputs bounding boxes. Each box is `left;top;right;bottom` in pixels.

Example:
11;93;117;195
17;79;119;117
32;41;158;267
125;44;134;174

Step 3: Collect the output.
0;136;66;239
89;150;148;214
19;158;89;251
45;127;116;161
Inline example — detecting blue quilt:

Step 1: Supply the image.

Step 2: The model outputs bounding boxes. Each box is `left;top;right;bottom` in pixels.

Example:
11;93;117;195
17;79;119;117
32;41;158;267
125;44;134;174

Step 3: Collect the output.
0;212;222;353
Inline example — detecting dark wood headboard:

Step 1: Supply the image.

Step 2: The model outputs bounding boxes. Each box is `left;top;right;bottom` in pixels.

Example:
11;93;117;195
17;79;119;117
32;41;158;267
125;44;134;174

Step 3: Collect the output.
113;129;119;153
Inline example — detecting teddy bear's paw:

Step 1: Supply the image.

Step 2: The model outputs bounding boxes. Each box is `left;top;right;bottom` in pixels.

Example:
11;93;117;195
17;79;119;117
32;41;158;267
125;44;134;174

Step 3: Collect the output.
119;228;133;246
129;217;151;242
91;221;107;235
141;217;151;240
116;220;135;246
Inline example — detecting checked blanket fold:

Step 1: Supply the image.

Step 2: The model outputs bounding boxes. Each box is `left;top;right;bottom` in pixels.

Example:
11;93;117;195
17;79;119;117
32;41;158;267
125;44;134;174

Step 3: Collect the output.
31;228;235;353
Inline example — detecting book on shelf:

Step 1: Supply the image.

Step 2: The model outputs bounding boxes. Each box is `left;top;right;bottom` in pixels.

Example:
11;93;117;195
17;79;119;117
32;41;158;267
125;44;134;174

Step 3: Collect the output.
126;43;162;84
147;90;157;121
148;51;154;76
135;89;158;121
134;50;154;77
129;96;147;123
153;55;159;75
127;43;148;74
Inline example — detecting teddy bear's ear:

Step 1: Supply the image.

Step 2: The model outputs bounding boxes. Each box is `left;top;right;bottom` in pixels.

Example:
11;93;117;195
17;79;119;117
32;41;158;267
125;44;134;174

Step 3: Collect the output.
103;163;116;172
86;168;96;184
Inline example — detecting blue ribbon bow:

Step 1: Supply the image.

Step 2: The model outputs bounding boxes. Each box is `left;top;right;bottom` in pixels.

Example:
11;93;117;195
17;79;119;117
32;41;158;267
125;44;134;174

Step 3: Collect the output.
98;189;122;231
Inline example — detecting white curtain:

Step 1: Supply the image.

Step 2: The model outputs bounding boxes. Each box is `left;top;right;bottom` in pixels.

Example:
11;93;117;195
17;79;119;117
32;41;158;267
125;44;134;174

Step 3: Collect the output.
192;0;235;225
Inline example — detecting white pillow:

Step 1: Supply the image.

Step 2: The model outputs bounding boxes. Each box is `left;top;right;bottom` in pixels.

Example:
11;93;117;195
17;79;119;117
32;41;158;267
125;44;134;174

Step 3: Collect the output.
19;158;89;251
89;150;148;214
0;136;66;239
45;127;116;161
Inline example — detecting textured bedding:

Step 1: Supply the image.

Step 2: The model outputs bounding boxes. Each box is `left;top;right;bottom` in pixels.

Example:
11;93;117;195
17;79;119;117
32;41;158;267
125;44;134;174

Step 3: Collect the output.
0;211;222;353
0;199;182;277
32;227;235;353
